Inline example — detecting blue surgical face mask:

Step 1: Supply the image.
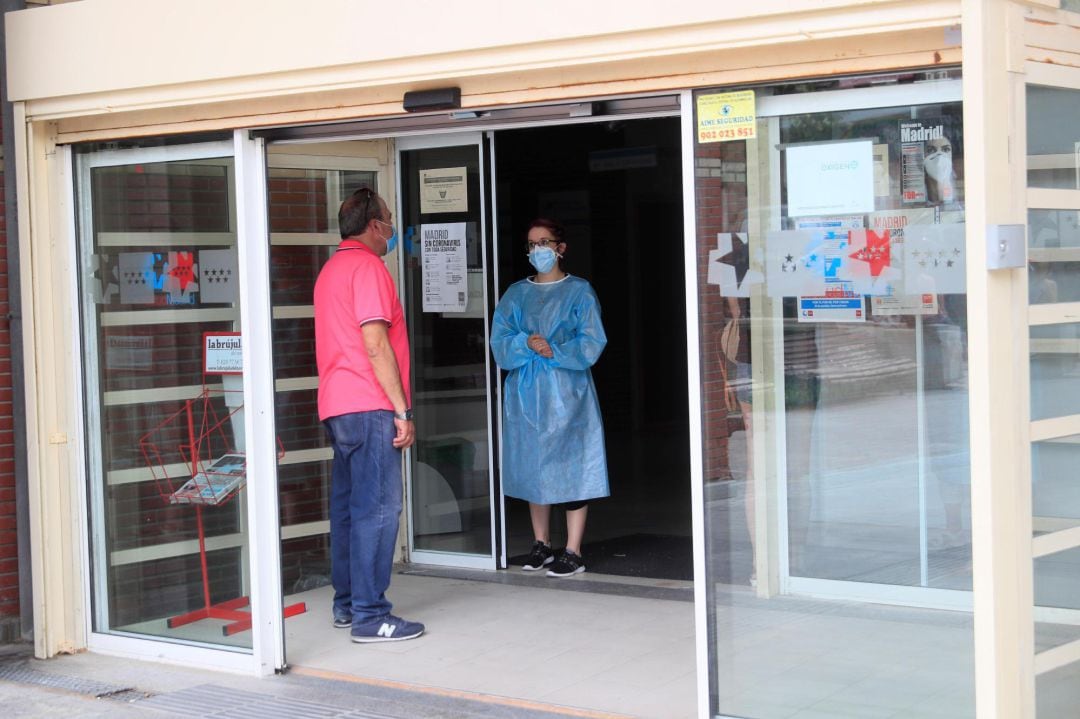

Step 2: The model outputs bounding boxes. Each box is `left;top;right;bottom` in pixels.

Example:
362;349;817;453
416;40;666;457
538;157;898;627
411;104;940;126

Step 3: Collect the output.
528;246;558;273
376;219;398;254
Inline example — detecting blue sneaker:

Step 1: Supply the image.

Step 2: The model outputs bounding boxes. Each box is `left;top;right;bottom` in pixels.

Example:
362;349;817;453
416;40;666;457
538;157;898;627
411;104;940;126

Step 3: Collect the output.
351;614;425;643
332;611;351;629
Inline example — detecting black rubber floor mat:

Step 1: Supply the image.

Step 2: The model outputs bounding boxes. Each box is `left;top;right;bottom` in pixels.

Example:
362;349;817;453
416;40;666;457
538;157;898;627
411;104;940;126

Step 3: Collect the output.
510;533;693;580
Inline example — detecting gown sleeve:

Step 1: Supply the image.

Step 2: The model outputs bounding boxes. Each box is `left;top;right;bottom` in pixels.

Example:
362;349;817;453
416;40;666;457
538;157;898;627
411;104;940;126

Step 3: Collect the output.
490;289;535;370
550;284;607;371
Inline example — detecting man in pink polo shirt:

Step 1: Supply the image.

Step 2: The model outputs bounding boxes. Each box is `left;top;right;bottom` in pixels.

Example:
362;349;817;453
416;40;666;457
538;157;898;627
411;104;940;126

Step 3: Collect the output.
314;187;423;643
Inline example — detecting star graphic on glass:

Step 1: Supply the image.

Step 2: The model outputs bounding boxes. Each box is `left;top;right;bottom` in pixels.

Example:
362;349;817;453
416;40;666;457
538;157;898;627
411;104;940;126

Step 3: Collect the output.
849;232;891;277
717;234;750;288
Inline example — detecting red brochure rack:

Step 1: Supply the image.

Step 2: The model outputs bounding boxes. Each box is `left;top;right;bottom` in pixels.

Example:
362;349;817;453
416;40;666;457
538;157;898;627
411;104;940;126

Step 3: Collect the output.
138;368;306;636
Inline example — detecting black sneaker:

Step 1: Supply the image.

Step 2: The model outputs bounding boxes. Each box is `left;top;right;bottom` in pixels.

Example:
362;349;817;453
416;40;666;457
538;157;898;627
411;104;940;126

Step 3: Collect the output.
350;614;425;643
547;549;585;577
333;612;351;629
522;541;554;571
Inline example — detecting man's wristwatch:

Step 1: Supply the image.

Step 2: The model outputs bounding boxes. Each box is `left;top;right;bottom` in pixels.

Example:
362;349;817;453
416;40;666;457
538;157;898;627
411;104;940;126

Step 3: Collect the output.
394;409;414;421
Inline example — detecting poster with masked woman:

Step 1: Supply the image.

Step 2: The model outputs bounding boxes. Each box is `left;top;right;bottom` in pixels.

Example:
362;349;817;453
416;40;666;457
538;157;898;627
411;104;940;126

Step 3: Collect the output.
900;117;961;205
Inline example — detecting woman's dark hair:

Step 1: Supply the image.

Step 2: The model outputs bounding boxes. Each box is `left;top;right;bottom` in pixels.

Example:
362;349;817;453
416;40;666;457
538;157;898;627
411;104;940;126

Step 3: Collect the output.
527;217;566;245
527;217;568;271
338;187;383;239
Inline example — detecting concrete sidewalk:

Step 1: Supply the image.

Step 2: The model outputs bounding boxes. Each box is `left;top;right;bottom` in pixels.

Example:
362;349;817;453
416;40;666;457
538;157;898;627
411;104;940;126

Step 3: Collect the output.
0;643;629;719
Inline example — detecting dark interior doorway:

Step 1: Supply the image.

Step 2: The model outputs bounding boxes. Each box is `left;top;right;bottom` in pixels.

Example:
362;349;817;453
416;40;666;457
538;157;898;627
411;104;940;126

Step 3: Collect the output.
494;117;692;580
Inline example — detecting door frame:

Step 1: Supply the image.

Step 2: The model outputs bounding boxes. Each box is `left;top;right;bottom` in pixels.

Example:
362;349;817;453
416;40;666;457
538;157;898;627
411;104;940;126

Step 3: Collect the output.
396;132;501;571
69;135;281;674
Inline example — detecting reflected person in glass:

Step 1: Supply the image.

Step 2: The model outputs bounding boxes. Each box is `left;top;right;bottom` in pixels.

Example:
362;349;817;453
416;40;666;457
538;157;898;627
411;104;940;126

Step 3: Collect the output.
490;218;610;578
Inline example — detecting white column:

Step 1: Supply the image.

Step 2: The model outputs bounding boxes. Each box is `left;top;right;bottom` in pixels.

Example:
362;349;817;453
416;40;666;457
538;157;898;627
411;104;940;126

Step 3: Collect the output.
962;1;1035;717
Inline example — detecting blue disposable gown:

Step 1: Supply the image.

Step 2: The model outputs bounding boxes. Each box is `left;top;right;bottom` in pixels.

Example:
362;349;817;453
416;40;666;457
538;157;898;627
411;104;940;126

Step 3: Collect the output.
490;275;609;505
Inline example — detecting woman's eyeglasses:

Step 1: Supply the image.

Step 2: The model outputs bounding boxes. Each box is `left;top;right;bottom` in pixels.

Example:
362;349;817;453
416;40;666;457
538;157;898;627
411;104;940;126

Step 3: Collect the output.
526;238;557;250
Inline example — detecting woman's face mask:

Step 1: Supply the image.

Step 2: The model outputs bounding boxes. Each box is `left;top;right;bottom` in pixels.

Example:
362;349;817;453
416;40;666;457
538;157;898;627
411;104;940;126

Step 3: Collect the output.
528;245;559;273
924;147;950;180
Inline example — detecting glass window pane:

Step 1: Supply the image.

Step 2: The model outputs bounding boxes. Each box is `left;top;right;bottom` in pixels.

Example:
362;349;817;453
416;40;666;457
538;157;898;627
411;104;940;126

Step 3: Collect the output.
1027;85;1080;189
1030;323;1080;421
695;76;972;717
266;157;375;601
1029;209;1080;305
1033;436;1080;539
78;147;252;649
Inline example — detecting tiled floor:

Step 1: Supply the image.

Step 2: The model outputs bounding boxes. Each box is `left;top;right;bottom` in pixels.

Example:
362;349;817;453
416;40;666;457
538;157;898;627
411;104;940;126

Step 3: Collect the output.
283;569;987;719
286;572;698;718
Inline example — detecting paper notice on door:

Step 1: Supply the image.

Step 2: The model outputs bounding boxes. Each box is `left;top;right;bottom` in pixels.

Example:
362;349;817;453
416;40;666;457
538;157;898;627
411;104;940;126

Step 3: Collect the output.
420;167;468;214
421;222;468;312
871;292;939;316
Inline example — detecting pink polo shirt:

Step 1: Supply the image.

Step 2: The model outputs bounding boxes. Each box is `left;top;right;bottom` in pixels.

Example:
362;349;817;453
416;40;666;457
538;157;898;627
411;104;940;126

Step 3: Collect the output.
314;239;411;421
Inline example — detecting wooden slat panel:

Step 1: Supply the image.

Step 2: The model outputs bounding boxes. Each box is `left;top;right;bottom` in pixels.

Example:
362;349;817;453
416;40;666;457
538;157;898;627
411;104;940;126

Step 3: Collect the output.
270;232;339;246
100;308;236;327
1032;525;1080;558
1031;414;1080;442
1028;188;1080;211
1036;636;1080;676
110;532;243;567
1029;302;1080;326
98;232;234;247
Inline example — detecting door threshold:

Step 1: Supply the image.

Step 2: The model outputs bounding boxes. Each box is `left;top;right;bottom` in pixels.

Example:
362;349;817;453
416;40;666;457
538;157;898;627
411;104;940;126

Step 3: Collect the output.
399;564;693;602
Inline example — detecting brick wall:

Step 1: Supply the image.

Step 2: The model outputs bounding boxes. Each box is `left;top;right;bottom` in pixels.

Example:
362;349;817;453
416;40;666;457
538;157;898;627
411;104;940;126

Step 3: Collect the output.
695;139;747;482
0;108;19;628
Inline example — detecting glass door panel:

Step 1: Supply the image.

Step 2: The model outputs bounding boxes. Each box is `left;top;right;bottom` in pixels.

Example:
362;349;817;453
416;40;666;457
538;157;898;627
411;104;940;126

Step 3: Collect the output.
264;146;388;603
694;74;975;719
75;139;254;649
1026;82;1080;714
398;135;497;566
774;101;971;592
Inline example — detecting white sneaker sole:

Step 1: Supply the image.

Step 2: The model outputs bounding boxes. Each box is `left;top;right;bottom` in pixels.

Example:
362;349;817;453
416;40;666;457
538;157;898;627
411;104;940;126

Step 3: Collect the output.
351;629;424;643
522;557;554;571
546;565;586;578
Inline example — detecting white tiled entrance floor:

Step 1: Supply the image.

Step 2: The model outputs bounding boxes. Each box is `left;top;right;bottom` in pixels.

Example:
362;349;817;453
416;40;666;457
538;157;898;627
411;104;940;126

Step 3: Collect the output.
286;571;698;718
285;569;987;719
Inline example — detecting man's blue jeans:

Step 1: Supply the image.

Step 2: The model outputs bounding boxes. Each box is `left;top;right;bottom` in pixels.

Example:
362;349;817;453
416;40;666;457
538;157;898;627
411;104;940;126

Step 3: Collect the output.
324;410;402;627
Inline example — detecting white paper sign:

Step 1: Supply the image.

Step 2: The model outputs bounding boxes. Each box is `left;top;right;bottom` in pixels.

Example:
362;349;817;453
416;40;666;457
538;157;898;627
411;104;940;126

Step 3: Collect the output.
872;292;939;316
106;335;153;370
786;141;874;217
421;222;468;312
204;333;243;374
420;167;468;214
797;295;866;323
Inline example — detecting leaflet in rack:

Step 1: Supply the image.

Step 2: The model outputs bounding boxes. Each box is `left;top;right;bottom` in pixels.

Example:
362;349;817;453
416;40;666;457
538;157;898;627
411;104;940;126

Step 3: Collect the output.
169;453;247;506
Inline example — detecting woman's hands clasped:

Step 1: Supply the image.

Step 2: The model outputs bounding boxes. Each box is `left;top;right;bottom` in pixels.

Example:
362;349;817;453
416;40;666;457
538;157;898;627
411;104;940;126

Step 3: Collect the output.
527;333;554;359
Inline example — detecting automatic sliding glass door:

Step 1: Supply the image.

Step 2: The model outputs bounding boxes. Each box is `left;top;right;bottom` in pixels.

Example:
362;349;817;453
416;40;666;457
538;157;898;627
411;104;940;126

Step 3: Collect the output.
397;134;500;569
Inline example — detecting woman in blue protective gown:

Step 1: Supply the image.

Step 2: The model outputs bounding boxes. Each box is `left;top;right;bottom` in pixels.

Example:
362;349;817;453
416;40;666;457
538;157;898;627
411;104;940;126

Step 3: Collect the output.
490;218;609;578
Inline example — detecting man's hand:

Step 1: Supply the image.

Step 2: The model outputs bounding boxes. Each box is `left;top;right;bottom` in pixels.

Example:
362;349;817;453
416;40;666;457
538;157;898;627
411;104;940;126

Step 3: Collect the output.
528;333;554;358
393;417;415;449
